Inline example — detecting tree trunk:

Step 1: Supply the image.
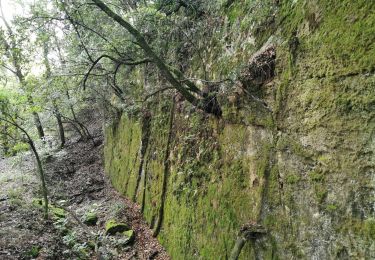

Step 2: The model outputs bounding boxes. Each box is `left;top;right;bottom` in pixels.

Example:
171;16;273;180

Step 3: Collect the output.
229;237;246;260
28;139;49;219
66;91;78;122
1;125;10;155
30;107;45;139
0;117;49;218
53;102;65;148
27;89;45;139
43;40;65;147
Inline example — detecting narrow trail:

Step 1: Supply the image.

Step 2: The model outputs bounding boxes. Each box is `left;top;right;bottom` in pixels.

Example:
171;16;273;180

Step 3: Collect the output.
0;113;169;260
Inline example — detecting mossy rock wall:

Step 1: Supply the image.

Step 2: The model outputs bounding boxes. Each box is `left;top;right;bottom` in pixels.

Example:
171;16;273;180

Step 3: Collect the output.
104;0;375;258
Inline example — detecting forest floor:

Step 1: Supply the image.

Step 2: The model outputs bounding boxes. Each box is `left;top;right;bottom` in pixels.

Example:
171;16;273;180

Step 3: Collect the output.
0;112;169;260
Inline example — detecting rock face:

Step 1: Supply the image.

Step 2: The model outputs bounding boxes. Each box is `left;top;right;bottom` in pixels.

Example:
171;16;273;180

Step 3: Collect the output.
104;1;375;259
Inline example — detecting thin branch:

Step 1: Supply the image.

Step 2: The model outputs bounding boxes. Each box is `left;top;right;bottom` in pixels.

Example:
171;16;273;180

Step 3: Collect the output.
62;3;94;63
180;77;234;84
113;62;124;94
0;63;17;75
142;86;174;102
83;54;151;89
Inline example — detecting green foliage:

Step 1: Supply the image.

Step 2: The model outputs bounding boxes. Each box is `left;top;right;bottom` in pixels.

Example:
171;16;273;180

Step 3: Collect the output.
105;111;272;259
285;174;300;184
11;142;29;153
25;245;40;258
8;187;24;206
325;204;338;212
53;217;70;235
32;198;65;219
309;170;325;182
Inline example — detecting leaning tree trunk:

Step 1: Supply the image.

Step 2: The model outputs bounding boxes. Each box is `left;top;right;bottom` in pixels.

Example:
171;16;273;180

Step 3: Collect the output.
28;139;49;219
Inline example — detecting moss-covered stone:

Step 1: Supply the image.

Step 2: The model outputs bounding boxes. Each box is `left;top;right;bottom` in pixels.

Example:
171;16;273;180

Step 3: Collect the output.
32;198;66;219
50;207;66;219
105;219;130;235
83;212;98;226
122;230;135;244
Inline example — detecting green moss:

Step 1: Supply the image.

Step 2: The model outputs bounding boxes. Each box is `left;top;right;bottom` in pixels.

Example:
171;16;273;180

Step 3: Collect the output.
363;219;375;239
105;110;274;259
314;186;327;204
105;219;129;235
83;212;98;226
286;174;300;184
279;0;375;77
103;115;142;198
51;207;66;219
122;229;135;243
25;245;40;258
102;1;375;258
340;218;375;240
309;171;324;182
326;204;338;212
276;135;312;159
32;198;66;219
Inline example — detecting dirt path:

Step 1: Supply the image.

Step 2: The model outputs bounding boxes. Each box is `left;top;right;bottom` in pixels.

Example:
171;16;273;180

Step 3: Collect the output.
0;118;169;259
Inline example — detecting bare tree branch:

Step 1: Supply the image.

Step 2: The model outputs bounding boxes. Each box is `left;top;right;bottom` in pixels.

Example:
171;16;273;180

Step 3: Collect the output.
142;86;174;102
83;54;151;89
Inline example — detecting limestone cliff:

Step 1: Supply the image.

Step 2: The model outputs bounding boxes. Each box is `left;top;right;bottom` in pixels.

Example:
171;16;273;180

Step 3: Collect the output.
104;1;375;258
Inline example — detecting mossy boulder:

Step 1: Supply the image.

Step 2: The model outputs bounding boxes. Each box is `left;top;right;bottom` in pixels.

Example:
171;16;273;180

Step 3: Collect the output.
105;219;130;235
122;230;135;242
32;198;66;219
116;230;135;246
83;212;98;226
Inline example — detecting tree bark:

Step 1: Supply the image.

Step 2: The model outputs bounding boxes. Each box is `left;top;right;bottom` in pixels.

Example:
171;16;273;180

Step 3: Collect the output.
28;138;49;219
27;96;45;139
53;102;65;148
229;237;246;260
43;41;65;147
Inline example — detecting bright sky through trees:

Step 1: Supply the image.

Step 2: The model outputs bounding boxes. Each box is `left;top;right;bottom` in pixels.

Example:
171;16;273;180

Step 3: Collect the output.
0;0;24;26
